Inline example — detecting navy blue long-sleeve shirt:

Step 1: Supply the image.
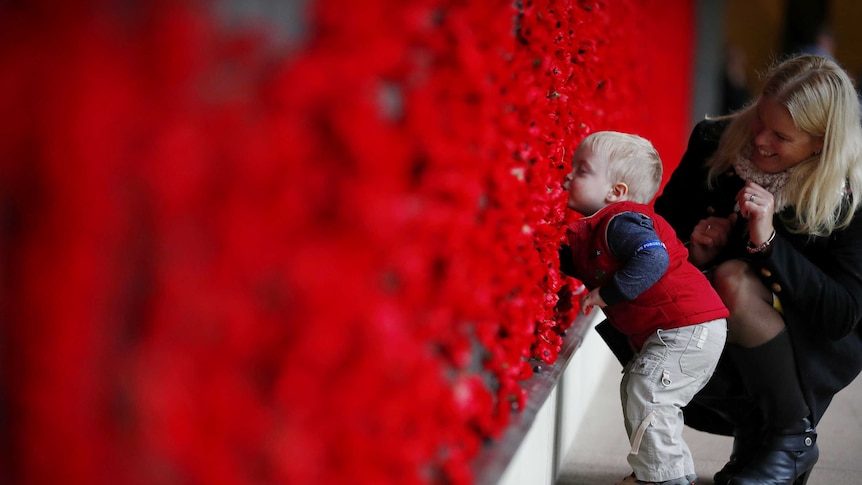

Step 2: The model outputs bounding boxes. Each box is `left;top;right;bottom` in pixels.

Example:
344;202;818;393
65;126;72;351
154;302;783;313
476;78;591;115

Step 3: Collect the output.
599;211;670;305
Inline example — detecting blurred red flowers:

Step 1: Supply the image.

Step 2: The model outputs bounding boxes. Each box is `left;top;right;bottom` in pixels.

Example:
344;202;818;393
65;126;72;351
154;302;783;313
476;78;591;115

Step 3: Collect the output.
0;0;691;484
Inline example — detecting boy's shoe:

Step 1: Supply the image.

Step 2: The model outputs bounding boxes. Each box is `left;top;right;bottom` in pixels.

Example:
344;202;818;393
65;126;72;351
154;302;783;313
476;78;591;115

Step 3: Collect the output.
616;472;697;485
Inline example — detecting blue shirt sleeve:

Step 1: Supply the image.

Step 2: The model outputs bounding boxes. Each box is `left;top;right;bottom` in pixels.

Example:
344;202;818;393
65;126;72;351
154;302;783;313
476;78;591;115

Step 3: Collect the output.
599;211;670;305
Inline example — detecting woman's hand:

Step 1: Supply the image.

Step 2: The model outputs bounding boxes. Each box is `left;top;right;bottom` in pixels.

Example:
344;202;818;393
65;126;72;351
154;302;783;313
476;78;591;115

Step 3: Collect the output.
737;181;775;246
689;214;736;268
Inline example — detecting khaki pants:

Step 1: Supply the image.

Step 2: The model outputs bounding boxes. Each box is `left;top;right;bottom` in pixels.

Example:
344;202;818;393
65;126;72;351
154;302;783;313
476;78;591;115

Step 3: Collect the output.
620;319;727;483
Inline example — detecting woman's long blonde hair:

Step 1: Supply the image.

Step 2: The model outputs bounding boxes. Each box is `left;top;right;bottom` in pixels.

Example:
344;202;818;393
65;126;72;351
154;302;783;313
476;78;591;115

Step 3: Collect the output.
707;54;862;236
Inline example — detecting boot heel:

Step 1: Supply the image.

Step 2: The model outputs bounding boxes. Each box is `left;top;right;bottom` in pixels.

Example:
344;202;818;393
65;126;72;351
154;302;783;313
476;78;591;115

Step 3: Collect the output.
793;469;812;485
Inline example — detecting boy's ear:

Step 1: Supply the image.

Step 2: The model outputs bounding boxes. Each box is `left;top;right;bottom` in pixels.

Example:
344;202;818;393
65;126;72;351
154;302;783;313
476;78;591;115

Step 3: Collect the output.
607;182;628;201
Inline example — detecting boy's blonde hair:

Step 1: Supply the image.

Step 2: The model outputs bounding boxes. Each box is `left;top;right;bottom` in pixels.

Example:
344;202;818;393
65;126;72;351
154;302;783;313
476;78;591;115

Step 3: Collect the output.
708;54;862;235
579;131;663;204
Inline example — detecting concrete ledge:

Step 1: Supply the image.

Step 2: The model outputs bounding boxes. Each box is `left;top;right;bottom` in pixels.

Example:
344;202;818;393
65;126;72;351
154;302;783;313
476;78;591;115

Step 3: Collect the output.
471;311;612;485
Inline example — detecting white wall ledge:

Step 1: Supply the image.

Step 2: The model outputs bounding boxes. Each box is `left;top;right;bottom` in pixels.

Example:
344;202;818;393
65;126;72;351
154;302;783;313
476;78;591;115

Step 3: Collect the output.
471;311;613;485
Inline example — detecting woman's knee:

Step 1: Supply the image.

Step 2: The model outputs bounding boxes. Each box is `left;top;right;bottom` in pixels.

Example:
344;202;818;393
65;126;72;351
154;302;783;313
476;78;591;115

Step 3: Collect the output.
712;260;755;307
711;259;783;344
712;260;773;311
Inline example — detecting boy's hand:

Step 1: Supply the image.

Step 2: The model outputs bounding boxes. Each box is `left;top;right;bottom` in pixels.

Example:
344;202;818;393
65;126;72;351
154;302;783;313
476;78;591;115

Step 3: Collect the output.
580;288;607;315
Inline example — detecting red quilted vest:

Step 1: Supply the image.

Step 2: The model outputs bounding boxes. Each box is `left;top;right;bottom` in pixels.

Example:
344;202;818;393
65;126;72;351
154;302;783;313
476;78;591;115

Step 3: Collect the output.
567;201;728;351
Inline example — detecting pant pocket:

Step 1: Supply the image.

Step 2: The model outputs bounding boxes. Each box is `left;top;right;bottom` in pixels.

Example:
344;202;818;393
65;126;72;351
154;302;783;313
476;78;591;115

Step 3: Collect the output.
628;353;661;376
678;324;714;378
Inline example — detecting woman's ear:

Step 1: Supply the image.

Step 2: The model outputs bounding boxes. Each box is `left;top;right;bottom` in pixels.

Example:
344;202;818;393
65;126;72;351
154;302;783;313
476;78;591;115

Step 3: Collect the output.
813;137;824;156
607;182;628;202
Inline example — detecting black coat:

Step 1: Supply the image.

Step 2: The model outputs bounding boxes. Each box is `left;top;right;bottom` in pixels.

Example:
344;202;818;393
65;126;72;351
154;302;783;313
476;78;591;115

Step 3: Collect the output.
589;119;862;436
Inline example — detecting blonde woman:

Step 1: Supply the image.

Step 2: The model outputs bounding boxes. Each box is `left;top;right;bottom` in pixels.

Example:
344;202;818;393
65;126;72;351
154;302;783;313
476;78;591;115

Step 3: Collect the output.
597;54;862;485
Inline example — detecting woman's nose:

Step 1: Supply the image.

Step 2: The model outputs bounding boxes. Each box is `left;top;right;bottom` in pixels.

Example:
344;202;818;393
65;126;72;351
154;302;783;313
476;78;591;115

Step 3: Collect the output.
752;126;770;147
753;132;766;146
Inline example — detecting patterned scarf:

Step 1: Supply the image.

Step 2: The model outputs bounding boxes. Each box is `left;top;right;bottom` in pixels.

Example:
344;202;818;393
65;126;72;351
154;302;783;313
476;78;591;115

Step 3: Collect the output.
733;151;793;211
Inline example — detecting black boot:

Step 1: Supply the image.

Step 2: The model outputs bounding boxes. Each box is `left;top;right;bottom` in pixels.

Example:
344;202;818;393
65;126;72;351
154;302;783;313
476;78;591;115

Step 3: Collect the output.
727;418;817;485
713;415;765;485
683;355;763;485
725;330;818;485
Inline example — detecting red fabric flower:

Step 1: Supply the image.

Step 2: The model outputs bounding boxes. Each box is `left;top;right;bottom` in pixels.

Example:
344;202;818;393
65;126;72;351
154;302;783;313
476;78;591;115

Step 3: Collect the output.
0;0;693;483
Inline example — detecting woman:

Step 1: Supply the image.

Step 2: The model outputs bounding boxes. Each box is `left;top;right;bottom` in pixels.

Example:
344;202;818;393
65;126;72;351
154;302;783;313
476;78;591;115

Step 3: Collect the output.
652;54;862;485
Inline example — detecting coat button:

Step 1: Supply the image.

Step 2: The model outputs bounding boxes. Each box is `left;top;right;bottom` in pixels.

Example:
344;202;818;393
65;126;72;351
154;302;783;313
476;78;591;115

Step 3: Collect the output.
771;283;782;293
804;437;813;446
760;268;772;277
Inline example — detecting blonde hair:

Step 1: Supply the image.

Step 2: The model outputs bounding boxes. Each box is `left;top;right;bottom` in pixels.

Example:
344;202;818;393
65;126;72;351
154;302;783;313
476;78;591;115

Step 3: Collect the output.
708;54;862;236
579;131;663;204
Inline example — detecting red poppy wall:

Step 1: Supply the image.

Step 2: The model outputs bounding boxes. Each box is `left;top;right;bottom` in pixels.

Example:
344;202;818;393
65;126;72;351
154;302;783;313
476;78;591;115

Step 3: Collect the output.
0;1;692;484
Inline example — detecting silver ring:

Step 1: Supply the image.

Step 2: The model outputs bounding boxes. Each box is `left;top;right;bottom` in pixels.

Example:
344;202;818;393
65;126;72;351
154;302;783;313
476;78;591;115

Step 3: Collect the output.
749;194;756;202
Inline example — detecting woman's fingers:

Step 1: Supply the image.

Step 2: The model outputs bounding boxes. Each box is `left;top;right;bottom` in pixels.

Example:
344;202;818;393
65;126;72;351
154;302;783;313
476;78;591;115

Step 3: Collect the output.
737;182;775;243
738;182;774;219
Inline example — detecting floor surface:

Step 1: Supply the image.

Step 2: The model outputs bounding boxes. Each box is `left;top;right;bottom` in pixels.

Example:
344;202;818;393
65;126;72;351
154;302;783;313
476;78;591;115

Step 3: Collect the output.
557;344;862;485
